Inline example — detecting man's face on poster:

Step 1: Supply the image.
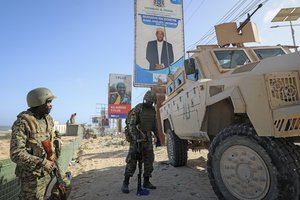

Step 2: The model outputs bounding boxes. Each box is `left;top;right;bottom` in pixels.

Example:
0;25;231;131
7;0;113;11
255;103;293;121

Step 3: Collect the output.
117;84;126;95
156;30;164;42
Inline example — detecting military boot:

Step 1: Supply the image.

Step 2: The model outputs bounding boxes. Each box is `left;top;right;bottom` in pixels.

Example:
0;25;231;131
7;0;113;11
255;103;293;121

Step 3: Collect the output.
121;176;130;193
143;177;156;189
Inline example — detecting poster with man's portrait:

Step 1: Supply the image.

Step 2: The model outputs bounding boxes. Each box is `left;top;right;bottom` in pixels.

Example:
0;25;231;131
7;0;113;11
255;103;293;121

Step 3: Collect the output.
134;0;184;86
108;74;132;118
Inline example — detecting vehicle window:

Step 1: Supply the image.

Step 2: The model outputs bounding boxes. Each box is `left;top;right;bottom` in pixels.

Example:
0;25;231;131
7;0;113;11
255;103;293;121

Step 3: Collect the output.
186;59;203;81
167;82;174;95
254;48;286;60
175;73;184;88
214;50;250;69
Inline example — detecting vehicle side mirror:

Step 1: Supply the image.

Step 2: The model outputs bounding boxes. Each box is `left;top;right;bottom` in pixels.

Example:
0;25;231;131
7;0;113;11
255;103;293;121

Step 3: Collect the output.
184;58;196;75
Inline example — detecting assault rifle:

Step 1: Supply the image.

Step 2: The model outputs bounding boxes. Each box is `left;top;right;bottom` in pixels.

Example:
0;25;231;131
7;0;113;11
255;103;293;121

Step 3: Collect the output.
136;138;150;196
135;125;150;196
42;139;67;200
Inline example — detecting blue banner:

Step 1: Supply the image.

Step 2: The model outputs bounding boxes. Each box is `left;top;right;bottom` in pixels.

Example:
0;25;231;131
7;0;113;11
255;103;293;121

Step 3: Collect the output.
171;0;182;4
108;113;128;119
139;14;180;28
135;57;184;85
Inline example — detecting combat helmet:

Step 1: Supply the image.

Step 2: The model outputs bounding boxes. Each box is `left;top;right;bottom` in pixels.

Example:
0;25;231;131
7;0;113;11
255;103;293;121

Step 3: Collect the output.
27;87;55;108
143;90;156;104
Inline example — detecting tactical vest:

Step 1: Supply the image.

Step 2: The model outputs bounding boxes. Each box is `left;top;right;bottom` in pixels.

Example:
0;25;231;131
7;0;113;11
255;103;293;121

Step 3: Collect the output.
15;111;55;177
137;105;156;132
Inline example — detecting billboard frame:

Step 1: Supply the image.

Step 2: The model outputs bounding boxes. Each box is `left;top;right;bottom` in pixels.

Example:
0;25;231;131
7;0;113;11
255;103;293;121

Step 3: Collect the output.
133;0;185;87
108;73;132;119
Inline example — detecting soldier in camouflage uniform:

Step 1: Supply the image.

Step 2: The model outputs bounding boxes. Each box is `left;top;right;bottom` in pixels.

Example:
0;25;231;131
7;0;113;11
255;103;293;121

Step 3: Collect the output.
121;90;161;193
10;87;60;200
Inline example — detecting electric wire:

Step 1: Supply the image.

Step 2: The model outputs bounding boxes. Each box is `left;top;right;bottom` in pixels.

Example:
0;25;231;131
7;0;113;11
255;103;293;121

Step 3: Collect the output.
184;0;193;12
187;0;270;47
185;0;206;25
205;0;265;44
186;0;247;49
201;0;251;44
132;89;148;104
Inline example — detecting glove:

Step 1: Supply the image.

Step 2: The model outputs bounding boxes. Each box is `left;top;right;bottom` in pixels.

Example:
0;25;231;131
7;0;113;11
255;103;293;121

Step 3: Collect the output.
42;158;56;173
155;138;161;147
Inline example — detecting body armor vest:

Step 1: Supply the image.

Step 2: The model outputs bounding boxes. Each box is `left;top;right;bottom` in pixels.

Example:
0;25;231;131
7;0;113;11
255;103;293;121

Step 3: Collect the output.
16;111;54;177
138;105;156;132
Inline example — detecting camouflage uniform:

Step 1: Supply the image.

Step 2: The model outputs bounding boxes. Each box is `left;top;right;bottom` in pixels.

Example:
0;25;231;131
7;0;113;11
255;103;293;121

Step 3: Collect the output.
124;103;159;177
122;90;159;193
10;88;59;200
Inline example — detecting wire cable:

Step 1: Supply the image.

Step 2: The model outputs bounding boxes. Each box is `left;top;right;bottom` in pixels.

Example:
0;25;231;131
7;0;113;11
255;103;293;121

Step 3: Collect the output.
132;89;148;104
186;0;247;49
187;0;270;47
185;0;206;25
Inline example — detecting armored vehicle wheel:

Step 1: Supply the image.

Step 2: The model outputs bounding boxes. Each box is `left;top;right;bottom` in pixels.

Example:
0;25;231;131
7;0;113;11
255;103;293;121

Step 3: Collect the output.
207;124;300;200
166;129;188;167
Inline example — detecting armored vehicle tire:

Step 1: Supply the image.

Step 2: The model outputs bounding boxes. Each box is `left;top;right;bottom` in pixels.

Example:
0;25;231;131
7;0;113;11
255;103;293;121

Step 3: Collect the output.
166;129;188;167
207;124;300;200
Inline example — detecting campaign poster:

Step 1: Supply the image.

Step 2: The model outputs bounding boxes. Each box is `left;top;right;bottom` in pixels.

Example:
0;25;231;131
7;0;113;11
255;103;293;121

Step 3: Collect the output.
101;117;110;128
134;0;184;86
100;109;110;128
92;117;99;124
108;74;132;118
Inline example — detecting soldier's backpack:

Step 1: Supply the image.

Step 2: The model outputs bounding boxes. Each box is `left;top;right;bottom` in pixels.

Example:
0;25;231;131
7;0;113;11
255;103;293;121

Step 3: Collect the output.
124;108;134;142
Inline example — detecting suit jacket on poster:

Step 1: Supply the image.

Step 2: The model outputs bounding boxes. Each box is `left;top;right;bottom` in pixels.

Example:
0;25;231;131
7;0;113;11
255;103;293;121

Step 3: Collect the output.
146;40;174;70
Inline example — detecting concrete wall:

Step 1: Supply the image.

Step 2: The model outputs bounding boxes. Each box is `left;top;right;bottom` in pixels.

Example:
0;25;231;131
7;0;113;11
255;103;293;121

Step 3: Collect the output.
66;124;84;137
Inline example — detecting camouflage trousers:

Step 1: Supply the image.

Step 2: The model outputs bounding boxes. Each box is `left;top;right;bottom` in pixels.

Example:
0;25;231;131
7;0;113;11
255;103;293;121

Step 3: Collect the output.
19;174;50;200
124;139;154;178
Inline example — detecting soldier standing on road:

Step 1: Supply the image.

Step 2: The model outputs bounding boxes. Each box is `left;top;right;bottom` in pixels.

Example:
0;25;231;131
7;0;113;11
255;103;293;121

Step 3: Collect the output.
121;90;161;193
10;87;60;200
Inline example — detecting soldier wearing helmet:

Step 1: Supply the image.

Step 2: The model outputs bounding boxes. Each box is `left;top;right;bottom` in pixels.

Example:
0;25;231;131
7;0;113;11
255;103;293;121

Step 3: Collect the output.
10;87;61;200
121;90;161;193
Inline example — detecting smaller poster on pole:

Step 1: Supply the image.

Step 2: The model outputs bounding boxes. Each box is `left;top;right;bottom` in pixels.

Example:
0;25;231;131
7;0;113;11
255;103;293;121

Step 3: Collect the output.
108;74;132;119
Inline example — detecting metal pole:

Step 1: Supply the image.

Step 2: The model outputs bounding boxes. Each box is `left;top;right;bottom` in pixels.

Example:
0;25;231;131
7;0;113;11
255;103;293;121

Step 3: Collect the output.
164;23;171;75
117;118;122;133
290;21;297;51
161;9;171;76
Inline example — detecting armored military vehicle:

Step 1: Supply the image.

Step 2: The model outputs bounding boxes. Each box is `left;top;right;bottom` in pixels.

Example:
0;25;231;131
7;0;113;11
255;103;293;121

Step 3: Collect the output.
159;18;300;199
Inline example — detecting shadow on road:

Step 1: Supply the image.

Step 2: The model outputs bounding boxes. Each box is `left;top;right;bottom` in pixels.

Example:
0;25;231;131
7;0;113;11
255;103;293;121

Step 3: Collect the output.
69;159;216;200
81;149;128;160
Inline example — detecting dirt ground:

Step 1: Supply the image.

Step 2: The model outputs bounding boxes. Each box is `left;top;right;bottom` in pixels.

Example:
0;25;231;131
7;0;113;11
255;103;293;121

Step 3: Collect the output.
0;139;10;160
68;136;217;200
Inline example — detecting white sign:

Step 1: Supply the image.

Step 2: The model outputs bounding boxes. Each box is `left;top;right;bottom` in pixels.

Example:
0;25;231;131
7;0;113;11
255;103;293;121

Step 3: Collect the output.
134;0;184;86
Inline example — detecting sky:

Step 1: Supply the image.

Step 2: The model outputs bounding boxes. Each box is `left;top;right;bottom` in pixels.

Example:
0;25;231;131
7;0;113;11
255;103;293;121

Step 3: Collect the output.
0;0;299;126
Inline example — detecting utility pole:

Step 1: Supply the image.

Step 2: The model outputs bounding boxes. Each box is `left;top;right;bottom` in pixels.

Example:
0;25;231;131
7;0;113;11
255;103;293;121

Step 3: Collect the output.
271;7;300;51
290;21;297;48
